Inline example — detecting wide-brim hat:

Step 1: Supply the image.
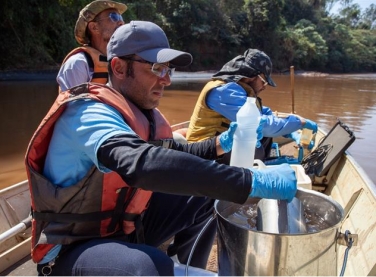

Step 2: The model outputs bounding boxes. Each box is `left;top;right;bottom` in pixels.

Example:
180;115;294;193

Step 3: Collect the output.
107;21;192;67
75;0;127;45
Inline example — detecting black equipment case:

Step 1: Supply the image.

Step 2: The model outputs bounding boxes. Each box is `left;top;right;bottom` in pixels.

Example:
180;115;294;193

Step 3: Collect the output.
302;120;356;183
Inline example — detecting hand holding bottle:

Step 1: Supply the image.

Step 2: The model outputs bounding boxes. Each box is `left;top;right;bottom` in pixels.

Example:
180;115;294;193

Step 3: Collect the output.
219;122;238;153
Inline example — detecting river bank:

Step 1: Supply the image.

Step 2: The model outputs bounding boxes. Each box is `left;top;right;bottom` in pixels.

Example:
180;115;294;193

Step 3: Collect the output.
1;68;374;84
0;70;59;81
0;69;334;82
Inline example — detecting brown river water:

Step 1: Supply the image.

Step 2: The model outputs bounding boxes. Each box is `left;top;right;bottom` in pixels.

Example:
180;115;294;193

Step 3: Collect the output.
1;72;375;190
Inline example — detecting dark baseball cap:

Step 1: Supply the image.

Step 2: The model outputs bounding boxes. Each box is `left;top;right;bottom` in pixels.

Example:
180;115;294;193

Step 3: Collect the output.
213;48;276;87
244;49;276;87
75;0;127;45
107;21;192;67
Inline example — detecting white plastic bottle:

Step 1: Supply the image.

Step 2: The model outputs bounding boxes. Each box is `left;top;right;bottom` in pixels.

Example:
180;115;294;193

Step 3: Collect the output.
230;97;261;168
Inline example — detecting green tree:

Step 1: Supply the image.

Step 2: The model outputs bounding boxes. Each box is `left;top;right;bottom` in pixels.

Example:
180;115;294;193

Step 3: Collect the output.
154;0;243;70
282;0;317;25
337;2;362;28
242;0;285;68
325;23;365;71
0;0;375;73
360;4;376;30
122;0;157;22
280;20;328;70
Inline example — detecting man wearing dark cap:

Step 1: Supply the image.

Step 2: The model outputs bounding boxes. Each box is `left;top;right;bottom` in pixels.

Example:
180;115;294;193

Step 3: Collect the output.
56;0;127;92
186;48;318;161
26;22;297;275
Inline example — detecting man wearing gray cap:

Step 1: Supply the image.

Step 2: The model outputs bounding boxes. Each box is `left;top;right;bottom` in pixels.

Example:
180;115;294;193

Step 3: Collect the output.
186;49;318;162
26;21;297;275
56;0;127;93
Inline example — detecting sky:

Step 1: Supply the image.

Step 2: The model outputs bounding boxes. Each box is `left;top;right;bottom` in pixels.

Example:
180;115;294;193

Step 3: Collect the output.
330;0;375;14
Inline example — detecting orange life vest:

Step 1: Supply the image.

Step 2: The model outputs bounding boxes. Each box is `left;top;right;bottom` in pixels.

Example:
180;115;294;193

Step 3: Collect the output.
58;46;108;93
25;83;172;263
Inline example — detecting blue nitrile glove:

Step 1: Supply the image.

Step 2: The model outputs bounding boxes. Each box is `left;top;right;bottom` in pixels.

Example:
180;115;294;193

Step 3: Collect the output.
219;122;238;153
283;131;301;145
256;116;267;148
303;119;318;134
249;164;297;202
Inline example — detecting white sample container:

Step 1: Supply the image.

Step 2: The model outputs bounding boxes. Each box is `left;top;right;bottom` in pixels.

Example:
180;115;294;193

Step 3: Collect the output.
230;97;260;168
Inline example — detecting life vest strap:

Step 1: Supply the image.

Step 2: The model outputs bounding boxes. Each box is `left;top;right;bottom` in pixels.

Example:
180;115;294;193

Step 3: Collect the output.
107;187;128;233
134;215;145;244
99;54;107;62
32;210;113;222
148;139;174;149
32;209;140;223
92;72;108;80
82;51;108;81
82;51;94;69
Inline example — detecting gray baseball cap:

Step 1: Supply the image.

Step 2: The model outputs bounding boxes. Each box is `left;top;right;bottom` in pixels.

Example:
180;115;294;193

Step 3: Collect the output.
107;21;192;67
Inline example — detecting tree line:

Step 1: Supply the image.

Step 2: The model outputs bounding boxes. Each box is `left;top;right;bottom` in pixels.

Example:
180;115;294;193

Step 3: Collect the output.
0;0;375;73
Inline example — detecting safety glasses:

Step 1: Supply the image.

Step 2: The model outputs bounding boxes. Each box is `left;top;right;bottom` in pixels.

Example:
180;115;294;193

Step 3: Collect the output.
258;74;268;86
151;63;175;78
121;58;175;78
94;12;123;23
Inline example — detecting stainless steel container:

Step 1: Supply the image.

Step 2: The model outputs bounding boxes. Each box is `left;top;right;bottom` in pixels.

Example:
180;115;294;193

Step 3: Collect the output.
215;188;344;276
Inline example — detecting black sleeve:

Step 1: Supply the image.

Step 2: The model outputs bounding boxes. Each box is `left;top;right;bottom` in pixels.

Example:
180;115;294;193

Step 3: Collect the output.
169;137;219;160
97;133;251;204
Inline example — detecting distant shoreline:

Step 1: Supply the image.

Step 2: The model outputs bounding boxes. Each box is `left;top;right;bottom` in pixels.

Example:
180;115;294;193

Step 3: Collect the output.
0;70;59;81
1;69;374;82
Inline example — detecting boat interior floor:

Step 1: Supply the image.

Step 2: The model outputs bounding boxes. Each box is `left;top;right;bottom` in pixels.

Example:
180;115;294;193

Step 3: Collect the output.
1;255;36;276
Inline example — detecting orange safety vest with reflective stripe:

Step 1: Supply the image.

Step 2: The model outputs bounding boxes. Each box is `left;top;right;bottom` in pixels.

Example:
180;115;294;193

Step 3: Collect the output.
25;83;172;263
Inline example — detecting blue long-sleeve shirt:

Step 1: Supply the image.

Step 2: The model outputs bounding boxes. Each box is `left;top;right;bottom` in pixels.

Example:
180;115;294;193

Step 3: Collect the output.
206;82;303;137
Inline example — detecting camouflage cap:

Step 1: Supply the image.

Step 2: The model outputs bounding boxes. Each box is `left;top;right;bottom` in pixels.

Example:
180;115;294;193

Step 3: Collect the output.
75;0;127;45
213;48;276;87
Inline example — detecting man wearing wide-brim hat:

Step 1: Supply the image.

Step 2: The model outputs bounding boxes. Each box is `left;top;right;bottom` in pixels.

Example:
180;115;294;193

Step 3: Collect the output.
56;0;127;93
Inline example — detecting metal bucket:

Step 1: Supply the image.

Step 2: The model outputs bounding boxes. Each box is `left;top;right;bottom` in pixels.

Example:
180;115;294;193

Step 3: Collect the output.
215;188;344;276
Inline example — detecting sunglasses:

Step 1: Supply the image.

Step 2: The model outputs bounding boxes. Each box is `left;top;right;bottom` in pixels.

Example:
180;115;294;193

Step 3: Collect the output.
121;58;175;78
94;12;123;23
258;74;268;86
